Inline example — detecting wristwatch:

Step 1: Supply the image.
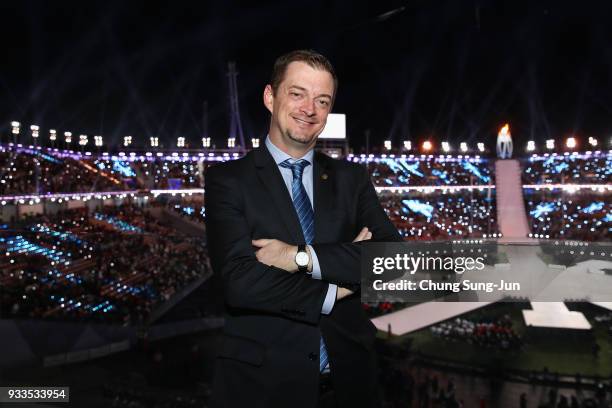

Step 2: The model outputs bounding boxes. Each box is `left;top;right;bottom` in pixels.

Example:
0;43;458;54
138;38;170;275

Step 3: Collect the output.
295;244;310;273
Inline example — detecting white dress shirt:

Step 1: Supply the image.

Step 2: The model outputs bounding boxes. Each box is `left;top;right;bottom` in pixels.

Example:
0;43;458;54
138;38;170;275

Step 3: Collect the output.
265;136;337;314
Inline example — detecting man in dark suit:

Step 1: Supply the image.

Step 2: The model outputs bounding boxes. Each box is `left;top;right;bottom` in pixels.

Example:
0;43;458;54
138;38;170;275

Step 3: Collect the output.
206;50;402;408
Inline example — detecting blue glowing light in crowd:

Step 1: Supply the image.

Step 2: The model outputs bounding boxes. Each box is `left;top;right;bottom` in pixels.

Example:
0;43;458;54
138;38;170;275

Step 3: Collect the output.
401;199;434;219
30;225;85;245
94;213;142;233
183;207;195;215
582;202;604;214
530;202;556;219
398;159;424;177
112;160;136;177
96;160;136;177
34;151;61;164
554;162;569;173
431;169;449;183
605;213;612;222
543;157;555;167
1;235;69;264
461;161;490;183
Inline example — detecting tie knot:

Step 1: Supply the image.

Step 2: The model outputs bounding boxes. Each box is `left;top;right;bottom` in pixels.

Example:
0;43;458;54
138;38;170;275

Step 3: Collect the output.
280;159;310;179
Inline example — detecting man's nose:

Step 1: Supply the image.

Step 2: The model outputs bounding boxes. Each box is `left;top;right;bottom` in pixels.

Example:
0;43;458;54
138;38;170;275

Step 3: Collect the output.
299;98;316;116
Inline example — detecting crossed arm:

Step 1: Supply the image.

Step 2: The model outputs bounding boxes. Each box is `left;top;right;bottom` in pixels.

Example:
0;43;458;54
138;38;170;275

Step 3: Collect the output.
206;165;400;324
251;226;373;300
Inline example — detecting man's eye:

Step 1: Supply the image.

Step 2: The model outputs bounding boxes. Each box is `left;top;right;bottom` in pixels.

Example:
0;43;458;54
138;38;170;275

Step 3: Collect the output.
318;100;330;107
290;92;302;97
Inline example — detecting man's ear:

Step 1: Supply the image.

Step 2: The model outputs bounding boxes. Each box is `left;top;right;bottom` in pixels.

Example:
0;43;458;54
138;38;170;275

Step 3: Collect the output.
263;85;274;114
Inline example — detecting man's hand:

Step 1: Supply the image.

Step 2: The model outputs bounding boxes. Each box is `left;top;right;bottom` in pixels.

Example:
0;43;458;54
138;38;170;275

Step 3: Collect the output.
252;239;299;272
337;227;372;300
353;227;372;242
336;287;355;300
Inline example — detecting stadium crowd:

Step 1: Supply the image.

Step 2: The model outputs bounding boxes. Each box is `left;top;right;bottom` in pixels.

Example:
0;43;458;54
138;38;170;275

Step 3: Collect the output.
166;202;206;225
522;152;611;185
0;147;124;195
132;159;206;190
363;156;494;187
379;190;499;240
430;316;522;351
0;204;210;324
524;190;610;241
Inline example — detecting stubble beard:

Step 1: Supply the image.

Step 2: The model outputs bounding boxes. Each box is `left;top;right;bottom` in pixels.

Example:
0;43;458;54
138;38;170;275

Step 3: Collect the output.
285;129;315;146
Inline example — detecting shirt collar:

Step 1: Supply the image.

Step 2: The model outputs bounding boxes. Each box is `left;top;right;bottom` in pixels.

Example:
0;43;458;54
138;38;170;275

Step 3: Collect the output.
265;136;314;166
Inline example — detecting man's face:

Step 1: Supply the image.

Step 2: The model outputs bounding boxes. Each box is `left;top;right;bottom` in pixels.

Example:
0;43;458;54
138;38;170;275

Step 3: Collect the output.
264;61;334;148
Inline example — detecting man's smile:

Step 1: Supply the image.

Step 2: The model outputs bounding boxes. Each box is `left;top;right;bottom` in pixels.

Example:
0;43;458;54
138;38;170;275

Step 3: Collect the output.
292;116;316;126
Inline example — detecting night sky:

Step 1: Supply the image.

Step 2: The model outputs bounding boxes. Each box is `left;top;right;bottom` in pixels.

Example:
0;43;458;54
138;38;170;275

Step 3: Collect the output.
1;0;611;151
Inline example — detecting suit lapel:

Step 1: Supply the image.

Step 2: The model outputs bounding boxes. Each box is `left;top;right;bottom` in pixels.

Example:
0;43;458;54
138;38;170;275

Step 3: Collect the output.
314;152;335;243
253;147;305;244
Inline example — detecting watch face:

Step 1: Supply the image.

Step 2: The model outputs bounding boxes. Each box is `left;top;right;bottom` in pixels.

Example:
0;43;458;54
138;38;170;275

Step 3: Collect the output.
296;251;309;267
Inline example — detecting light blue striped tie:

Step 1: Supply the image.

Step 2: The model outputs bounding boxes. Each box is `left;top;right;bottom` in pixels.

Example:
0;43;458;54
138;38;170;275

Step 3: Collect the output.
279;159;328;373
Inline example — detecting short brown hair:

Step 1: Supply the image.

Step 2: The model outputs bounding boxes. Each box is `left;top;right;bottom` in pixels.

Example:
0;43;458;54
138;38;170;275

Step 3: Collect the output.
269;49;338;97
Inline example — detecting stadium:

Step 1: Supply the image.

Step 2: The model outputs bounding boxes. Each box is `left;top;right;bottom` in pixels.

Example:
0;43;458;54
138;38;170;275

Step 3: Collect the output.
1;2;612;408
1;122;610;407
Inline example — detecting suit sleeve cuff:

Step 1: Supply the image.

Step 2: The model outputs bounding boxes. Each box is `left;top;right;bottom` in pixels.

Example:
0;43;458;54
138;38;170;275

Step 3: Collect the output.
321;284;337;315
307;245;322;280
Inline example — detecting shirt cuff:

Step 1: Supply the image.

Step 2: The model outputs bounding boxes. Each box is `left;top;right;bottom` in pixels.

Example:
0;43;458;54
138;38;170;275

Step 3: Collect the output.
307;245;322;280
321;284;337;315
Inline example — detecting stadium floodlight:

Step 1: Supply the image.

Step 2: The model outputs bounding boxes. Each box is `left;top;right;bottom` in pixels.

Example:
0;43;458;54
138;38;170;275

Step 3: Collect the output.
202;137;211;148
177;137;186;147
422;140;432;151
251;138;260;148
477;142;485;152
227;137;236;148
30;125;40;138
403;140;411;150
441;142;450;152
11;121;20;135
123;136;132;147
150;137;159;147
588;136;597;147
566;137;576;149
384;140;392;150
545;139;554;150
460;142;468;152
49;129;57;141
79;134;88;146
94;135;103;147
64;131;72;144
527;141;535;151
